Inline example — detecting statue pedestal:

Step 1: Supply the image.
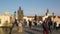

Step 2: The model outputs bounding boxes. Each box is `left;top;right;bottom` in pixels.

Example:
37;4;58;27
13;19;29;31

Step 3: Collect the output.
0;24;12;34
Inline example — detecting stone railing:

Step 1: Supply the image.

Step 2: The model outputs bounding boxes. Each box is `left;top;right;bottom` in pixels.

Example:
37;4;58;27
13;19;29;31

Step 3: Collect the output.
0;23;12;34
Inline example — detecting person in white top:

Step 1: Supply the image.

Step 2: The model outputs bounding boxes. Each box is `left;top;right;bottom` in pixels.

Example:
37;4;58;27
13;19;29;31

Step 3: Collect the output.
18;20;23;33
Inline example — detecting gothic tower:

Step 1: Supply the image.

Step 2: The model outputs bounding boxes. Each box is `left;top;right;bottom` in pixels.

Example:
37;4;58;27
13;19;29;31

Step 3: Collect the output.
17;7;24;21
46;9;51;16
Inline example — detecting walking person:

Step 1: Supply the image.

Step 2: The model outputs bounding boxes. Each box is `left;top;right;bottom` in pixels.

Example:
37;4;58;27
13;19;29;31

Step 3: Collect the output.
54;22;57;30
34;14;37;26
9;19;18;34
47;16;52;33
24;19;27;26
42;18;49;34
34;20;37;26
48;20;52;33
28;20;32;29
18;20;23;33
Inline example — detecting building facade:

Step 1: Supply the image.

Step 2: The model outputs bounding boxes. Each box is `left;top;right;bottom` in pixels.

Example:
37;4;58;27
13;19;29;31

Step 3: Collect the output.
0;8;60;26
0;11;10;26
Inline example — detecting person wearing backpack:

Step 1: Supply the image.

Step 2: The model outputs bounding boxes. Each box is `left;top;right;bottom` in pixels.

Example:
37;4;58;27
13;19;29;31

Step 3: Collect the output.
42;18;49;34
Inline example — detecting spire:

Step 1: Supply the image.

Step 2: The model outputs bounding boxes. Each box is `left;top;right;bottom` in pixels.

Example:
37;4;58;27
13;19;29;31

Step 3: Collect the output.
14;11;16;14
46;8;49;16
52;12;54;16
47;8;49;13
19;6;21;10
46;8;49;14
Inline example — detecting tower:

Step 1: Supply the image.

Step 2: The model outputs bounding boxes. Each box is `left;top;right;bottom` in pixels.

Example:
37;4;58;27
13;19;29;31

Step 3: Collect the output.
17;7;24;21
46;9;51;16
46;9;49;16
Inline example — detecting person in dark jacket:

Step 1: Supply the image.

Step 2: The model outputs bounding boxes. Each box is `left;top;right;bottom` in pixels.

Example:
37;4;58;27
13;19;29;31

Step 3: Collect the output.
28;20;32;29
48;20;52;33
9;19;18;34
54;22;57;30
47;16;52;33
42;19;49;34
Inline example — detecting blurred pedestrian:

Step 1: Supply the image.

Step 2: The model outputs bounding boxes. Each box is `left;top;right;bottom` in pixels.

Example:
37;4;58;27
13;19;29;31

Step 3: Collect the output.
9;19;18;34
47;16;52;33
18;20;23;33
28;20;32;29
54;22;57;30
42;18;49;34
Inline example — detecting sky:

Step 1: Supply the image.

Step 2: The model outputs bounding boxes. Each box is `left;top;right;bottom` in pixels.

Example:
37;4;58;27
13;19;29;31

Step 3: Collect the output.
0;0;60;16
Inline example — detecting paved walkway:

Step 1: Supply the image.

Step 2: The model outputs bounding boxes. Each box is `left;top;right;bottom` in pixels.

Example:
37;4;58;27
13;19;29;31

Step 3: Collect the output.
10;26;60;34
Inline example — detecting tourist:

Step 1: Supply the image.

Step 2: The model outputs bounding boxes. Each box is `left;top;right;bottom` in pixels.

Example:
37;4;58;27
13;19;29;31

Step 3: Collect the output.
48;20;52;33
24;19;27;26
56;22;59;30
27;21;29;27
54;22;57;30
9;19;18;34
47;16;52;33
18;20;23;33
42;18;49;34
39;20;43;27
34;21;37;26
28;20;32;29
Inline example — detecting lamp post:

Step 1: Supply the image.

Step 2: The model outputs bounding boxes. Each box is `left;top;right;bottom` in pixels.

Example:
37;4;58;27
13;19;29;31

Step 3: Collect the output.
52;12;54;21
52;12;55;29
14;11;16;20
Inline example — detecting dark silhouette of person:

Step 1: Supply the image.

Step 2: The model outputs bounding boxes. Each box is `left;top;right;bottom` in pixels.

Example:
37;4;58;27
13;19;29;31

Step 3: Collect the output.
34;14;37;26
47;16;52;33
28;20;32;29
42;19;49;34
9;19;18;34
48;20;52;33
59;24;60;29
54;22;57;30
34;21;37;26
24;19;27;26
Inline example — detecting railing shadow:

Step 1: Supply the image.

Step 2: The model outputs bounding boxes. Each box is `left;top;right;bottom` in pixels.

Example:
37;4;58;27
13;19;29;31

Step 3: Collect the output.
25;30;34;34
31;28;43;33
0;26;11;34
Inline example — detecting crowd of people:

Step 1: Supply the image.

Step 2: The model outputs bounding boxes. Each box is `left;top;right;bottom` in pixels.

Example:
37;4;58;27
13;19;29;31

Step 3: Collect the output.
9;16;60;34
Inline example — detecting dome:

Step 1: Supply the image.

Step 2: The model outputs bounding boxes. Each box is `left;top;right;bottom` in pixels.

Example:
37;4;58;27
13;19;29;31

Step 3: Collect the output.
4;10;9;15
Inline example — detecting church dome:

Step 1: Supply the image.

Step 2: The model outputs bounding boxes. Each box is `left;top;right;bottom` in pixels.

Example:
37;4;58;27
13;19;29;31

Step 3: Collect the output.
4;10;9;15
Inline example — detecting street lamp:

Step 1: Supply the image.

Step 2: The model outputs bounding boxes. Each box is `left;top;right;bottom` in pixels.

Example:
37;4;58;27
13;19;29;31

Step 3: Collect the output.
14;11;16;20
52;12;54;22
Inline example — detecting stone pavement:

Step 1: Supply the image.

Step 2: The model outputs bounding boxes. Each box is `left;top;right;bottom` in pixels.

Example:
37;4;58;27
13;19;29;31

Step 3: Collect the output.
10;26;60;34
